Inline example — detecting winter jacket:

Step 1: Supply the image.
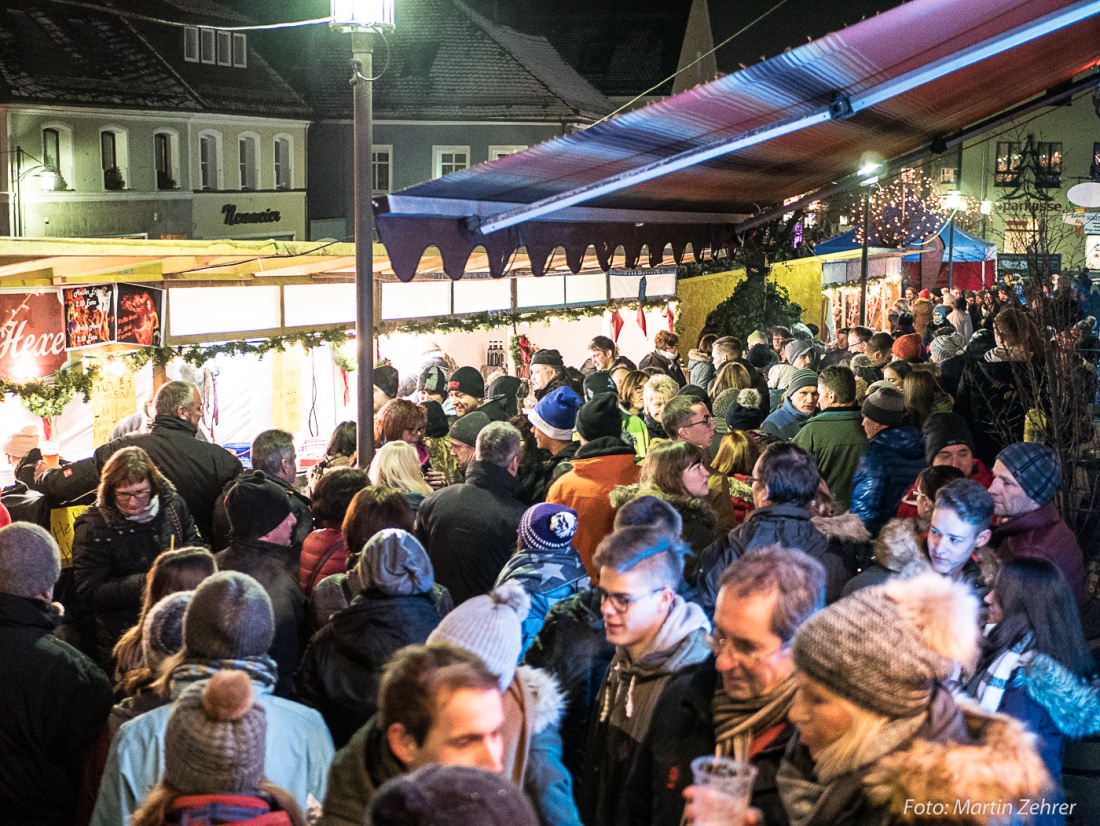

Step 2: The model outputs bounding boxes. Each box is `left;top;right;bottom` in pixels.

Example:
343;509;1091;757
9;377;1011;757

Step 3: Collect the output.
0;594;113;826
639;350;686;386
73;488;202;666
622;657;793;826
992;502;1086;605
308;571;452;632
518;443;581;506
579;597;711;826
841;518;932;596
320;666;580;826
415;460;526;605
792;407;868;510
522;588;614;783
92;671;333;826
812;511;873;578
610;483;720;560
215;539;306;697
694;503;848;614
936;354;967;398
298;528;347;594
546;437;640;578
294;588;442;748
850;426;926;538
496;548;591;658
37;415;242;541
954;355;1044;467
212;472;313;557
761;399;811;441
776;687;1051;825
159;793;297;825
687;349;715;390
621;411;651;459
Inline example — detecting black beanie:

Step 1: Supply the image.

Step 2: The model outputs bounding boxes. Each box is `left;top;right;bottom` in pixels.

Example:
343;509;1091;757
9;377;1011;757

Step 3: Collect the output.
448;411;490;447
374;365;399;399
921;412;975;464
448;367;484;398
747;343;773;370
225;471;293;541
576;394;622;441
423;401;448;439
583;371;617;401
725;388;766;431
531;348;564;367
677;384;712;412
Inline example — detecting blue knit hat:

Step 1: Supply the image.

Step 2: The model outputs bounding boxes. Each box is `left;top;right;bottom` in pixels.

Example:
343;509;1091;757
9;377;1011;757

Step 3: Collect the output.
519;503;578;552
997;443;1061;506
528;386;581;441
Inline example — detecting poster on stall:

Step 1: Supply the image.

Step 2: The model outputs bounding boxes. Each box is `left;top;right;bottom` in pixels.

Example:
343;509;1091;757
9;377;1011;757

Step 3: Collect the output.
63;285;116;349
91;370;136;446
116;284;164;346
0;290;67;379
1086;236;1100;272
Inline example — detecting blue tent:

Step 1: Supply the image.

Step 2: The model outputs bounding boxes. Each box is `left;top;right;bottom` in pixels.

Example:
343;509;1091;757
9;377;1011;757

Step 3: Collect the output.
904;225;995;263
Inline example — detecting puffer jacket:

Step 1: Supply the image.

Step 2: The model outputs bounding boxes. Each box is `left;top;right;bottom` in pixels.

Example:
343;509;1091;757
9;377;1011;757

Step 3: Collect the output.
850;426;926;538
687;349;715;390
293;589;442;748
72;488;201;666
579;597;710;826
495;548;591;657
298;528;347;594
954;354;1045;467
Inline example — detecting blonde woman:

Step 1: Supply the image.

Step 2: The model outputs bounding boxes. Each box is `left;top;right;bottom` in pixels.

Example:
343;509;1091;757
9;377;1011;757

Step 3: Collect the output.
368;440;433;518
642;374;680;440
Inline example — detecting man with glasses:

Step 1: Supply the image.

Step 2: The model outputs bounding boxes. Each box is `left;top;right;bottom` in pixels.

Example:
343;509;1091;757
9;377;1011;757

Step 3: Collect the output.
660;396;716;450
623;545;826;826
577;526;710;826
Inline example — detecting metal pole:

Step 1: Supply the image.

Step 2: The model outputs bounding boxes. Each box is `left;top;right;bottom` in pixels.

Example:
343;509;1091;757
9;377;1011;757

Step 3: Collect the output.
947;213;956;292
859;188;870;326
352;32;376;467
14;146;22;237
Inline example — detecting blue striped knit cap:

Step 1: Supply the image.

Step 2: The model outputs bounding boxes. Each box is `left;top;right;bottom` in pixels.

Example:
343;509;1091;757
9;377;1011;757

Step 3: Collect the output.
519;504;578;552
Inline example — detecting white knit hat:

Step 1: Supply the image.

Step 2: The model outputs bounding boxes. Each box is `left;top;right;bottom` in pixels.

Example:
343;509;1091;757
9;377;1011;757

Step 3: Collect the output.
427;583;530;691
2;426;39;458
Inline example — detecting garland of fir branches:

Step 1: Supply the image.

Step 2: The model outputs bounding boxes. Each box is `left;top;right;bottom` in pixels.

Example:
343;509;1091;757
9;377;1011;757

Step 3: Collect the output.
0;365;100;418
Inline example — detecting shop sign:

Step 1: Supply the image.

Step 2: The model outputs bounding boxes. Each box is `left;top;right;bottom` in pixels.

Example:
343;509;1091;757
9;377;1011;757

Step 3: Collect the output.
997;253;1062;276
221;204;282;225
116;284;164;346
0;290;67;379
1084;213;1100;234
63;285;116;349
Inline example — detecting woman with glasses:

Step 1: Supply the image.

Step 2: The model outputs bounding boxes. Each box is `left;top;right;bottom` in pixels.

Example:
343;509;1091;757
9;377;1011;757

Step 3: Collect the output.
375;399;431;469
72;446;201;668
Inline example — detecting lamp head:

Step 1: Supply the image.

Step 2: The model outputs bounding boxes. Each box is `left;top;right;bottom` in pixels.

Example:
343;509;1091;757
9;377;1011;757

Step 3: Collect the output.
331;0;396;31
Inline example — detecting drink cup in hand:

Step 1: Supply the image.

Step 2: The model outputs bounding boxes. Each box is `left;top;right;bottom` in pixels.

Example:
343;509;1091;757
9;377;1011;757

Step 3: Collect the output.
685;756;758;826
41;441;60;468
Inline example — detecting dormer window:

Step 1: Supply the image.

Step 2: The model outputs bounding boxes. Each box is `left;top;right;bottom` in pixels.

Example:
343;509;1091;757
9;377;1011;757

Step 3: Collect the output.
185;26;246;68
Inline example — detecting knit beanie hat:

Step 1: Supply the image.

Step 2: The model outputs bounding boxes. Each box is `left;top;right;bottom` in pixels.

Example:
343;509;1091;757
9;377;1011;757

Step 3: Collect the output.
0;523;60;598
530;348;564;367
891;333;923;361
747;330;768;348
861;387;905;427
184;572;275;660
448;367;485;399
352;528;434;597
449;411;490;447
583;371;617;401
374;365;400;400
370;765;539;826
423;401;448;439
528;386;581;441
786;368;818;396
427;583;530;691
225;471;293;541
164;670;266;794
1;425;39;458
747;343;774;370
725;389;765;431
929;333;964;362
922;413;975;464
418;366;448;396
996;443;1062;506
790;322;814;342
576;393;622;441
143;590;192;669
519;503;578;552
931;305;950;325
792;573;979;718
712;389;739;423
785;339;814;364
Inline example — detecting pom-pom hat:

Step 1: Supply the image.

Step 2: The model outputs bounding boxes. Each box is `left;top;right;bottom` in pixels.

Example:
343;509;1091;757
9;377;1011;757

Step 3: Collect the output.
519;504;578;552
428;583;530;691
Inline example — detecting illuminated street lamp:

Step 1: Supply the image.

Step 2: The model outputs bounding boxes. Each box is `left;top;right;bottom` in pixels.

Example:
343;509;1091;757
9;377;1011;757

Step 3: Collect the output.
858;161;880;325
331;0;396;465
942;189;966;291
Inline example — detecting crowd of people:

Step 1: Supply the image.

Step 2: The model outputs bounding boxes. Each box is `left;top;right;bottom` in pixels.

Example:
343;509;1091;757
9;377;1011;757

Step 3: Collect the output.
2;278;1100;826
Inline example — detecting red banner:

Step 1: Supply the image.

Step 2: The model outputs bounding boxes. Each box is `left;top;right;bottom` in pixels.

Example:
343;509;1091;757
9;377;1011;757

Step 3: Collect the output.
0;291;67;379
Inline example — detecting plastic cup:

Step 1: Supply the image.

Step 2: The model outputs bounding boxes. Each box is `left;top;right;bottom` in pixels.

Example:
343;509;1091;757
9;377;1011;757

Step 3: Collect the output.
689;756;757;826
41;441;60;468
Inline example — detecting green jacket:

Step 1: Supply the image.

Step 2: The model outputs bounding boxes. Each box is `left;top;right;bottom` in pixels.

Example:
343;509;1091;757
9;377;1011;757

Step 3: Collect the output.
792;407;868;511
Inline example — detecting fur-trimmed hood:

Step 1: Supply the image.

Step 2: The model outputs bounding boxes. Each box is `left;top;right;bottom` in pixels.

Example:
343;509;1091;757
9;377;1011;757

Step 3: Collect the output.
609;484;716;532
516;664;566;734
872;518;932;576
812;512;871;544
1014;653;1100;739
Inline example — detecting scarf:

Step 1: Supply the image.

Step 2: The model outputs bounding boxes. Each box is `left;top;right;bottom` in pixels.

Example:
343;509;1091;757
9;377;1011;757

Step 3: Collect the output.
970;628;1034;713
126;494;160;524
168;655;279;698
712;676;797;761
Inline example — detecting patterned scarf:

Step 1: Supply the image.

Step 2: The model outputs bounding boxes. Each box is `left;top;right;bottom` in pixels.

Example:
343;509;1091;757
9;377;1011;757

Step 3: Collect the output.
970;629;1034;713
711;675;797;761
168;655;279;698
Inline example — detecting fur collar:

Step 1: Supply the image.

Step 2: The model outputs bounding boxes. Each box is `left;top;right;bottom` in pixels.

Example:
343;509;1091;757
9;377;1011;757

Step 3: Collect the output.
864;701;1052;823
1016;653;1100;739
609;484;715;527
688;348;712;364
872;518;931;576
811;512;871;544
515;664;565;734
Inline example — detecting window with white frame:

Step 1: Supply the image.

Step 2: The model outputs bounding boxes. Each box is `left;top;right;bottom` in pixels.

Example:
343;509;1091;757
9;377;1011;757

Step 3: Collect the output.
432;146;469;178
233;33;247;67
217;31;232;66
199;131;222;190
40;123;73;190
239;134;259;190
154;130;180;190
100;128;128;189
274;136;293;190
372;145;392;194
200;28;216;64
184;26;199;62
488;145;526;160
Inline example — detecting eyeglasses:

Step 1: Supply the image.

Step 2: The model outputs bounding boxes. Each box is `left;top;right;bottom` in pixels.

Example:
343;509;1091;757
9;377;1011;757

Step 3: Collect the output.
682;415;713;429
597;586;667;613
705;631;788;663
115;486;152;501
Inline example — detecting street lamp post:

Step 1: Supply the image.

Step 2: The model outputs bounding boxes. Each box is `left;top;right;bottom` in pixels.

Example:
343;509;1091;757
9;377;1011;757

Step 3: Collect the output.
857;163;879;326
332;0;395;466
943;190;967;292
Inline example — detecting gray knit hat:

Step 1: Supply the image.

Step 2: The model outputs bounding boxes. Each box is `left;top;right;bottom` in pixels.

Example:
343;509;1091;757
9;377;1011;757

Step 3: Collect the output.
142;591;193;669
449;411;490;447
184;572;275;660
996;443;1062;506
786;368;818;396
370;765;538;826
792;572;979;718
929;333;964;362
351;528;434;597
164;670;266;794
785;339;814;365
427;583;530;691
861;386;905;427
0;523;60;598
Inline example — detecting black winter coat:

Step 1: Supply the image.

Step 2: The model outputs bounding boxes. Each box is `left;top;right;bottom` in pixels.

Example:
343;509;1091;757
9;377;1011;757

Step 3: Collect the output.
639;351;687;386
953;356;1042;467
415;461;526;606
36;415;242;540
294;589;442;748
215;538;306;697
0;593;113;826
72;488;201;666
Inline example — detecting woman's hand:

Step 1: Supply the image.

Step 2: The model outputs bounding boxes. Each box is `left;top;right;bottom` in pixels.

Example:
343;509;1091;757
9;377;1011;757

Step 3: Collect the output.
682;786;762;826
